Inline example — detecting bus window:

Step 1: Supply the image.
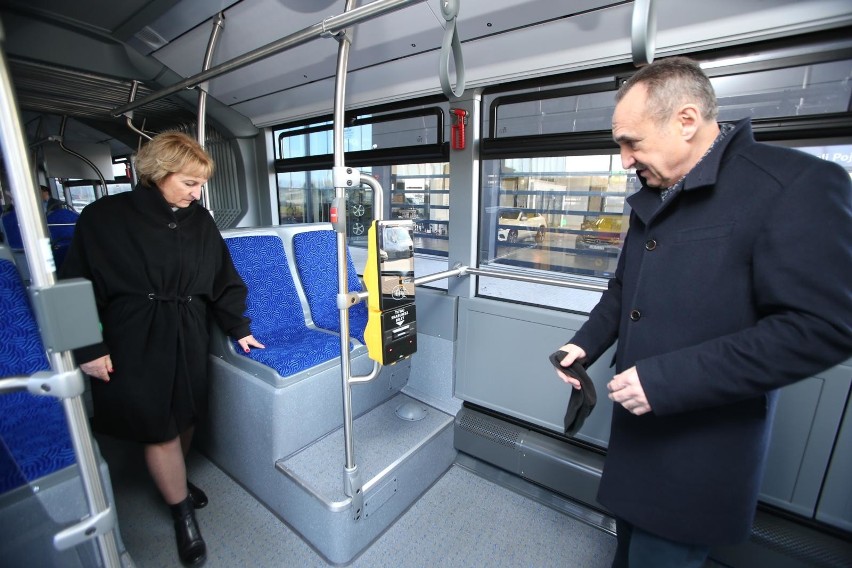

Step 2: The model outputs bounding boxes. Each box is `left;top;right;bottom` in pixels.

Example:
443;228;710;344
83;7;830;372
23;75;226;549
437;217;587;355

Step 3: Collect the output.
481;154;636;279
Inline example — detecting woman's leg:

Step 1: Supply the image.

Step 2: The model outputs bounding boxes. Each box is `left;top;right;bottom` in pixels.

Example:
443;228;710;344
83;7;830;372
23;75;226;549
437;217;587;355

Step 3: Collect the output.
180;426;194;457
144;436;188;505
176;426;208;509
146;435;206;565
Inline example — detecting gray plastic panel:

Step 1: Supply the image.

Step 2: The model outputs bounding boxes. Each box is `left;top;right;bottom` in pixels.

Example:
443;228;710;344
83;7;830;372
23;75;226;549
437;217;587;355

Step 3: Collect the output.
29;279;102;353
760;364;852;517
455;296;613;446
815;365;852;531
411;287;458;340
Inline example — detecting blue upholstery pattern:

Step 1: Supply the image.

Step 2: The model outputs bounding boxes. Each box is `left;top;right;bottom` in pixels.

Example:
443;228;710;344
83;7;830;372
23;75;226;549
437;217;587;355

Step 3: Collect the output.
292;230;368;343
224;235;350;377
1;211;23;249
46;208;80;269
0;258;75;495
1;208;79;269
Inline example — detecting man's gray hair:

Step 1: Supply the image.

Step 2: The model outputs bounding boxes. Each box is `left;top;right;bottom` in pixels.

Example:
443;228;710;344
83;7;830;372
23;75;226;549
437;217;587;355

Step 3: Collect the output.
616;57;719;125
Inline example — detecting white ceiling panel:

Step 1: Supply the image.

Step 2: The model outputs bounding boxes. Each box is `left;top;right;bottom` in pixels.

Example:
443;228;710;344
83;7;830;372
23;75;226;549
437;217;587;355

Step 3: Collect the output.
209;2;443;104
236;0;852;127
453;0;621;39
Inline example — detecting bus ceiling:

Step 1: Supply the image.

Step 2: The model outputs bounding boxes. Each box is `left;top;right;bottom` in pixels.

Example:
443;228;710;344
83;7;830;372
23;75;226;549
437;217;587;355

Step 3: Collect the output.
1;0;850;143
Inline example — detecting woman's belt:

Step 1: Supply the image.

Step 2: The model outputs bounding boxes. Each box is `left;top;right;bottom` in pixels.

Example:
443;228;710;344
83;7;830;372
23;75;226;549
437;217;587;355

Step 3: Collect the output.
147;293;194;303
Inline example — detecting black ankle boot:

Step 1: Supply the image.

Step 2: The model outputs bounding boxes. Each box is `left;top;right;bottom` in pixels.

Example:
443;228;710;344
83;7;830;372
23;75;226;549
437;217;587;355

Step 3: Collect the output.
170;497;206;566
187;481;208;509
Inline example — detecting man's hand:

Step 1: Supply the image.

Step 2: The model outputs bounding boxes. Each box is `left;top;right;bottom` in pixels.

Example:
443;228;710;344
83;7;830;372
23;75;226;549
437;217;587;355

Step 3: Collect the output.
607;366;651;415
554;343;587;389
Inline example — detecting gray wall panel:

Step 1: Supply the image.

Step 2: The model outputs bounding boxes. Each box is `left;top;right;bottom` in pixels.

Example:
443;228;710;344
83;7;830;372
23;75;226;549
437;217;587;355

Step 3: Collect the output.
455;297;613;446
760;365;851;518
456;296;852;523
815;365;852;532
414;288;458;340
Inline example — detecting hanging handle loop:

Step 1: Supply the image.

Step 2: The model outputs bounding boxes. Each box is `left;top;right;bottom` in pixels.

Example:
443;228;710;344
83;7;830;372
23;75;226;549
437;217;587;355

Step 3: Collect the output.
631;0;657;66
439;0;465;98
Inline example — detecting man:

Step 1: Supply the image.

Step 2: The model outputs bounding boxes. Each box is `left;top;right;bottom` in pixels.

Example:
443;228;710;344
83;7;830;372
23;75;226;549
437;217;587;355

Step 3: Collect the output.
555;57;852;567
40;185;67;214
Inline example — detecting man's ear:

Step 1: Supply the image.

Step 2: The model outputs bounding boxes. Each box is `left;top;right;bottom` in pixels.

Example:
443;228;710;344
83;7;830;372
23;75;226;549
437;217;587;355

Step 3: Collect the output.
677;104;701;140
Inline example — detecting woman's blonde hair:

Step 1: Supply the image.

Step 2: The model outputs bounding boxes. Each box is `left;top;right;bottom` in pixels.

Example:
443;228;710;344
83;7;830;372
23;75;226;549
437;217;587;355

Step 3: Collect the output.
135;131;215;187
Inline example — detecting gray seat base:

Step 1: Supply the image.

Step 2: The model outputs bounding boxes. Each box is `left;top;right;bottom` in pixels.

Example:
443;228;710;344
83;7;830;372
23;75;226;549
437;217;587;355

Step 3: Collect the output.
0;458;130;567
274;393;456;564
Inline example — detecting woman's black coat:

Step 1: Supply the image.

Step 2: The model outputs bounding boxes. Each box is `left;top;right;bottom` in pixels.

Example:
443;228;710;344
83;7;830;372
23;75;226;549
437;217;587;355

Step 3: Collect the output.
570;120;852;545
60;184;252;443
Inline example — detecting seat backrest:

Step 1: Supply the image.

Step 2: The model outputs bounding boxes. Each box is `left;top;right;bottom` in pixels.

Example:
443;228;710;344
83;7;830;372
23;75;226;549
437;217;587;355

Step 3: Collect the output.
224;234;307;338
0;249;75;495
292;229;367;343
0;210;23;250
46;208;80;269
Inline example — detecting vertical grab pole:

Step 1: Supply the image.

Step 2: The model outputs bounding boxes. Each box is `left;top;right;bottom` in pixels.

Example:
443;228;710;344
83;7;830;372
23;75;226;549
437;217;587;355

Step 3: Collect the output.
332;0;361;507
0;21;121;568
197;12;225;213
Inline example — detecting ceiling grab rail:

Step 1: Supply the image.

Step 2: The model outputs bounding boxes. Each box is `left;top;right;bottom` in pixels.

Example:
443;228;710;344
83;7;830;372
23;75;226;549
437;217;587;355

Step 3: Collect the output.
123;80;154;143
438;0;465;98
631;0;657;67
0;22;122;567
110;0;427;118
197;12;225;213
52;115;108;199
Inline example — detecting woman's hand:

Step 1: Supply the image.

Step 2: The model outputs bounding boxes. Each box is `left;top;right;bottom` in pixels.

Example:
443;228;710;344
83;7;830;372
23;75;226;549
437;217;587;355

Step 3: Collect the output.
237;335;265;353
81;355;113;382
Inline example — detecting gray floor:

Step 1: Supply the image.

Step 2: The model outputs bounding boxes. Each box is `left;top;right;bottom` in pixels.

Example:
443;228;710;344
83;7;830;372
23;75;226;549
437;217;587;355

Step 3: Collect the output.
98;434;617;567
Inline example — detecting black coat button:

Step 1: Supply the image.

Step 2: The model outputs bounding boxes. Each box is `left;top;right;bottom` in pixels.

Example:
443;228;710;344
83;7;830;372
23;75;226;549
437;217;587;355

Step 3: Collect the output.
630;309;641;321
168;222;177;229
645;239;657;251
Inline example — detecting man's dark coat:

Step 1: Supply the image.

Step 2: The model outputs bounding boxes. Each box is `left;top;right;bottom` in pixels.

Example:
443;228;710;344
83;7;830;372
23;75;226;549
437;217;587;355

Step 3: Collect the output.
570;120;852;545
60;184;252;443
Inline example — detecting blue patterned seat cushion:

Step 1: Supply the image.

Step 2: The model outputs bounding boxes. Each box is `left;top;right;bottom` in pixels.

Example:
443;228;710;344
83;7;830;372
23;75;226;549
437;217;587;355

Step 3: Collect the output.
224;235;351;377
292;230;367;343
0;258;75;495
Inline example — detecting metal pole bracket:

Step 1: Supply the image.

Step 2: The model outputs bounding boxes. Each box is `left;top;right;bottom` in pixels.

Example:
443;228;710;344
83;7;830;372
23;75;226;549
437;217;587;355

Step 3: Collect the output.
0;369;86;399
53;505;117;551
333;165;360;188
337;291;362;309
28;368;86;399
344;465;365;521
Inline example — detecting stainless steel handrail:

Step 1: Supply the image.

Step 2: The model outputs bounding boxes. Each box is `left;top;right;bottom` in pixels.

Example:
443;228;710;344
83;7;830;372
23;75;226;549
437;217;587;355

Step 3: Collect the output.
124;80;153;142
331;0;362;504
0;23;121;567
55;116;108;199
111;0;426;118
467;267;609;292
353;263;609;299
197;12;225;212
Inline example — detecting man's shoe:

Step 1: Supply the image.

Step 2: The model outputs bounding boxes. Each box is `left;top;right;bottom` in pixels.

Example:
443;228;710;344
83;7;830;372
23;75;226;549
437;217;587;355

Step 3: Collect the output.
187;481;208;509
170;497;206;566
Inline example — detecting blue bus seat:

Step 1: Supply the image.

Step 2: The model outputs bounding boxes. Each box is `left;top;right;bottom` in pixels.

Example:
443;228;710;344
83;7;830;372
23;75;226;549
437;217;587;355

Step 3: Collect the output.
46;208;80;269
292;229;368;344
0;210;23;249
0;249;75;496
224;234;353;377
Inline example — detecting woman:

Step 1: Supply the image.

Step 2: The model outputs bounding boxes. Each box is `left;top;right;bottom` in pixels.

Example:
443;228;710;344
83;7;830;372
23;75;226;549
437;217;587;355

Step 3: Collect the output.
60;132;264;566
